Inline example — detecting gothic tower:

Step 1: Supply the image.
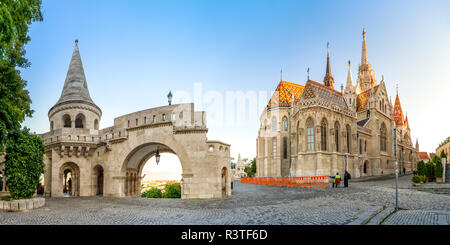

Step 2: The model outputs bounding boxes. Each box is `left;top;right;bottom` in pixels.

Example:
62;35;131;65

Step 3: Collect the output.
323;42;334;89
48;40;102;132
344;60;356;111
356;29;376;92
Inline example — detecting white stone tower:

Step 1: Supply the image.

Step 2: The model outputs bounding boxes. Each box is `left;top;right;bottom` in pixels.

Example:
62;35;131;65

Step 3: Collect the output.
48;40;102;132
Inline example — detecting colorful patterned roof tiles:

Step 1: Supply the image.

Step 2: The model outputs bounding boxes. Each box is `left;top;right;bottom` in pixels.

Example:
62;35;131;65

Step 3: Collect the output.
393;94;404;126
267;81;305;109
356;85;379;111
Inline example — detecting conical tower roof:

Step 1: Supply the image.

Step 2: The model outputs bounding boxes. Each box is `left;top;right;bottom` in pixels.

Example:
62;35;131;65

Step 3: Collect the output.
393;94;404;127
50;40;101;115
345;60;354;91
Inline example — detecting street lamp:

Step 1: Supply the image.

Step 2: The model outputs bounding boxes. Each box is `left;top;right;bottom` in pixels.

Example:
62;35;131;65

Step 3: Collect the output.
167;91;173;105
393;126;399;211
155;147;161;165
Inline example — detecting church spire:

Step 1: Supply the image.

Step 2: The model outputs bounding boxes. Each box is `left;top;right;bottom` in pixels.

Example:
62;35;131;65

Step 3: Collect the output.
361;28;369;65
323;42;334;88
345;60;354;91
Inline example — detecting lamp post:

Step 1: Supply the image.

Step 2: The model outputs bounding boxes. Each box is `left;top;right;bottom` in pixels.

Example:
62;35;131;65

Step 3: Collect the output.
155;147;161;165
167;91;173;105
288;112;292;177
393;126;398;211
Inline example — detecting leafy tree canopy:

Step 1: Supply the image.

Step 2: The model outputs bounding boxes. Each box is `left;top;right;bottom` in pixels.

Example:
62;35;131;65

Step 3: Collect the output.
5;127;45;199
244;158;256;177
0;0;42;152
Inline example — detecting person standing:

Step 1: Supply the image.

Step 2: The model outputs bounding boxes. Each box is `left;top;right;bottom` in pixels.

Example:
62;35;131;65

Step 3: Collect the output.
344;171;351;188
334;173;341;188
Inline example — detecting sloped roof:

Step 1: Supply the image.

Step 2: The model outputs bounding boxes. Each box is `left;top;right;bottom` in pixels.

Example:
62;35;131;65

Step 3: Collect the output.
268;81;305;108
356;85;379;111
357;118;370;127
393;95;404;126
301;80;346;106
419;152;429;160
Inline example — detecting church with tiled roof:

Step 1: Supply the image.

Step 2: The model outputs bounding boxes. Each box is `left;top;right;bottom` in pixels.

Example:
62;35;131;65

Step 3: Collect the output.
257;29;419;178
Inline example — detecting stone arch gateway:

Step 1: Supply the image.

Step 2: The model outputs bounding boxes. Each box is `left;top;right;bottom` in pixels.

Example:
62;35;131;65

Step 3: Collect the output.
39;41;231;199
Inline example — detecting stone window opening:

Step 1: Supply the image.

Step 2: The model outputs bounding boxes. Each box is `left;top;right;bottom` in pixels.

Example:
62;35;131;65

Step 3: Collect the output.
334;122;340;152
162;114;166;121
50;121;54;131
282;117;288;131
153;115;156;123
307;118;314;151
209;145;214;152
380;123;387;152
144;116;146;124
272;138;277;155
272;116;277;132
320;119;327;151
283;137;288;159
346;125;351;153
75;114;85;128
364;140;367;152
128;120;130;127
94;119;99;130
136;118;138;126
63;114;71;128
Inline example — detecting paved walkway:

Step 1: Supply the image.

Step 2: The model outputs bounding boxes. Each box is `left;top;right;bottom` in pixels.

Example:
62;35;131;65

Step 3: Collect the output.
1;175;449;225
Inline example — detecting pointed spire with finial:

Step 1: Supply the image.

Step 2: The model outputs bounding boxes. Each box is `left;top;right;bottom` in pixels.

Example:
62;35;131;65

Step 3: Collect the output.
56;39;95;105
361;28;369;65
323;42;334;88
345;60;354;91
307;67;310;81
280;68;283;82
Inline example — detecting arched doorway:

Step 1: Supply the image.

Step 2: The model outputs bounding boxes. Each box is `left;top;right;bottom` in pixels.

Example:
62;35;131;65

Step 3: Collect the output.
122;142;185;197
221;167;227;198
363;160;370;176
93;165;104;196
60;162;80;196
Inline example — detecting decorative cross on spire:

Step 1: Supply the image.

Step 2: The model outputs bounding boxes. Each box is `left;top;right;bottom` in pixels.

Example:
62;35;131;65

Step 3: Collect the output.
307;67;310;81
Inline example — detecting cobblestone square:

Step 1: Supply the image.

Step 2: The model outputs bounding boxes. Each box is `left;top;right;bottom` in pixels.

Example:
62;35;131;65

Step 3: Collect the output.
1;175;449;225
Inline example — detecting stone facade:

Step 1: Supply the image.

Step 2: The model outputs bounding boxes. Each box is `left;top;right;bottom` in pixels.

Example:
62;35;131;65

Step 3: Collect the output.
436;137;450;157
231;154;247;180
256;30;419;178
39;41;231;199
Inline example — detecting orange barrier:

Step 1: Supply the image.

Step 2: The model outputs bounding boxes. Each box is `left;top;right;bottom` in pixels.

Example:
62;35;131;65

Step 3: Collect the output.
241;176;330;189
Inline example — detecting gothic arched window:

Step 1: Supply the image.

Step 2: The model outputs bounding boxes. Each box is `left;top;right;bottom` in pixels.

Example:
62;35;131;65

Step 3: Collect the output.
306;118;314;151
282;116;288;131
75;114;85;128
334;121;340;152
320;119;327;151
380;123;387;152
272;116;277;132
346;125;351;153
283;137;288;159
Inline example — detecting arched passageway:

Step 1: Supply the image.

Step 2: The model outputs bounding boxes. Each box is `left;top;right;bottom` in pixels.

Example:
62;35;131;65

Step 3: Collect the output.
60;162;80;196
122;142;184;197
221;167;228;198
93;165;104;196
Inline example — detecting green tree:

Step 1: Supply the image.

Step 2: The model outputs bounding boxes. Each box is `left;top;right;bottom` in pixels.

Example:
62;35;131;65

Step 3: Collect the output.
417;160;425;176
425;161;435;178
164;182;181;198
141;187;163;198
0;0;43;153
244;158;256;177
5;128;45;199
440;150;447;159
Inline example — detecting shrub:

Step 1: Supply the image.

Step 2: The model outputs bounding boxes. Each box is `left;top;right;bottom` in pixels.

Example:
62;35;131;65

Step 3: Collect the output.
164;183;181;198
141;187;162;198
435;161;443;178
412;175;422;183
417;160;425;176
5;128;45;200
425;162;434;178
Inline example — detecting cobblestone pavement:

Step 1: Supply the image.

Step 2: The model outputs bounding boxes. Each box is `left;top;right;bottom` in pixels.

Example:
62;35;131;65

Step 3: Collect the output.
1;175;449;225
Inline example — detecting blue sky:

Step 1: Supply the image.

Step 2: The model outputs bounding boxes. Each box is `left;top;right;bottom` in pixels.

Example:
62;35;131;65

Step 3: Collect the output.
22;0;450;162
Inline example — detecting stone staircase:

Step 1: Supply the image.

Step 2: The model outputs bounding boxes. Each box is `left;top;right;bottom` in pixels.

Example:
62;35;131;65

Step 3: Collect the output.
446;164;450;183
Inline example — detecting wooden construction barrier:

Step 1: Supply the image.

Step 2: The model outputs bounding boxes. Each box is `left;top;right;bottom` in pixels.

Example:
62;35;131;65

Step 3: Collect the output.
241;176;330;189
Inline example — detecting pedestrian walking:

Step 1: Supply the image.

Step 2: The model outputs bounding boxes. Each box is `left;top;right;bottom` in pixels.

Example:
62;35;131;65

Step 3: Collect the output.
344;171;351;187
334;173;341;188
403;167;406;175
